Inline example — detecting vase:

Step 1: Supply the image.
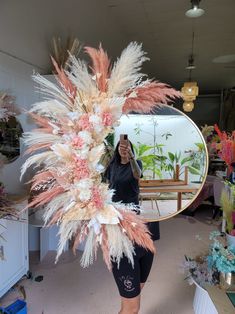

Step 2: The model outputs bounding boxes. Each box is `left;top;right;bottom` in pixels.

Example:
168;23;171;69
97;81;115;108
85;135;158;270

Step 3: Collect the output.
220;272;235;291
226;233;235;249
192;279;218;314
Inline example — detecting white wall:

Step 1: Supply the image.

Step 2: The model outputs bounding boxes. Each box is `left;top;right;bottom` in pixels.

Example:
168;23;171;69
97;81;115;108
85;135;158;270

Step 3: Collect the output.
114;114;206;181
0;52;40;194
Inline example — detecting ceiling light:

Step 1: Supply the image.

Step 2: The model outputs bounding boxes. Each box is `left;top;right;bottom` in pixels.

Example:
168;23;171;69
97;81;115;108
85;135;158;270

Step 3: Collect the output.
181;82;199;113
186;54;196;70
183;101;194;112
212;54;235;64
185;0;205;18
181;82;199;99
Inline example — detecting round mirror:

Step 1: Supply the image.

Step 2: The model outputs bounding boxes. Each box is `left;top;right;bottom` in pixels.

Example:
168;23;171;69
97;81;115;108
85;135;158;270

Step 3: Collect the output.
0;116;23;163
114;105;208;221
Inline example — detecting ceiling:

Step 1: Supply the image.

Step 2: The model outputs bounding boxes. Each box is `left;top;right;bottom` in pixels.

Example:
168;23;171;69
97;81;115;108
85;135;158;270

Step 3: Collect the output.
0;0;235;93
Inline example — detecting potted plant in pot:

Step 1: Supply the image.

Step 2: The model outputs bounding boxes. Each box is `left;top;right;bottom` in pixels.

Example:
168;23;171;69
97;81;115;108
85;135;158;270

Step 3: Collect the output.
221;184;235;249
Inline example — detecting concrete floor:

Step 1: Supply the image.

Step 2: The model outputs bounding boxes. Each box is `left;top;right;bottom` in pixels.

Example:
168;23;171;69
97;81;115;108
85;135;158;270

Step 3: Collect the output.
1;208;218;314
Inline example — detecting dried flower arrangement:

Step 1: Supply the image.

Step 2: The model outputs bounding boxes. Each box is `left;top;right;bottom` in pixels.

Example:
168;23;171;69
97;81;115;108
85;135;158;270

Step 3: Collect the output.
0;91;19;219
0;92;19;121
51;36;81;71
214;124;235;173
182;231;235;289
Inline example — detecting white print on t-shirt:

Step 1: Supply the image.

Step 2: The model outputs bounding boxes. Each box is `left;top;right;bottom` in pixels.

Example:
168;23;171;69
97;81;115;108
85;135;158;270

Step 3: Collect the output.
119;275;135;292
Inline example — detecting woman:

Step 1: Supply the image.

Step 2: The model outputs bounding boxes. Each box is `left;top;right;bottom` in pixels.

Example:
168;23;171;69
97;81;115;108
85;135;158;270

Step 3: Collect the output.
104;139;160;314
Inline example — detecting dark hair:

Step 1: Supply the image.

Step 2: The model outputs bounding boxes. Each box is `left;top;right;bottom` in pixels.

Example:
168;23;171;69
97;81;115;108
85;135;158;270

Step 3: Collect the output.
110;140;135;165
103;140;136;181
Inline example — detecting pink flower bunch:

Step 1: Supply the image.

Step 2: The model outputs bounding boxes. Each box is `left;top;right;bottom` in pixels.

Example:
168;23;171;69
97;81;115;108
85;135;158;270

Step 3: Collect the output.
78;114;92;131
91;186;104;209
71;136;84;149
214;124;235;173
73;157;90;180
102;111;113;126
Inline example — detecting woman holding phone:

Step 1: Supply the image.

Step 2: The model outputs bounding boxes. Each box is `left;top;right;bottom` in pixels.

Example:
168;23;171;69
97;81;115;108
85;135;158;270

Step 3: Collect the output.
104;135;160;314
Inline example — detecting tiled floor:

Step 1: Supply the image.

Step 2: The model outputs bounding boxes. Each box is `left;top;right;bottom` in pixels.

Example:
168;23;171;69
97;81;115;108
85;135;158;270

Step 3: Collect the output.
1;207;218;314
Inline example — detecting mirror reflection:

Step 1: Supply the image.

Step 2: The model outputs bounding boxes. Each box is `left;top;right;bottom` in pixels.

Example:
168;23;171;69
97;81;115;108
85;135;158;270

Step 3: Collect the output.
114;105;208;221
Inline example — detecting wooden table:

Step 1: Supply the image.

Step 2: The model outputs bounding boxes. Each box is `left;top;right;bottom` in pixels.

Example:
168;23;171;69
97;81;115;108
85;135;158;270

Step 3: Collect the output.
139;184;199;211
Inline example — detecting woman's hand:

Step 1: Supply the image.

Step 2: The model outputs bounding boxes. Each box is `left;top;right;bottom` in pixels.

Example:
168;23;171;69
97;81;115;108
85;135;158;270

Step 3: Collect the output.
119;143;130;159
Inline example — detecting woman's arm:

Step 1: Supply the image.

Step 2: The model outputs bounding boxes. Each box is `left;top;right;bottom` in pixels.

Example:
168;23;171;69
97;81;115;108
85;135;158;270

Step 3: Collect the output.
128;149;142;179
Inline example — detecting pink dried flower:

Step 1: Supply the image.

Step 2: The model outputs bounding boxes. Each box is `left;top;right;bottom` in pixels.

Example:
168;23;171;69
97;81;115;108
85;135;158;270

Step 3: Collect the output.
71;136;84;149
102;111;113;126
78;114;92;131
230;229;235;236
91;186;104;209
73;157;90;180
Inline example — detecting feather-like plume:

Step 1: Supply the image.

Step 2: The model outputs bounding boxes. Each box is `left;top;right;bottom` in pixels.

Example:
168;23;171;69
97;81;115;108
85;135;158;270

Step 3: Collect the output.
106;224;135;268
123;81;182;114
66;54;97;96
30;100;70;117
43;193;71;224
33;74;73;108
20;151;56;179
85;44;111;92
56;220;81;263
80;228;96;268
51;57;77;101
23;132;61;147
28;186;64;209
108;42;148;96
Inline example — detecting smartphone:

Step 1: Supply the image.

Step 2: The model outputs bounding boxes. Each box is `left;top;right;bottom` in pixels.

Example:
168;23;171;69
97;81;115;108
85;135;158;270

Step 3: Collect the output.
120;134;128;146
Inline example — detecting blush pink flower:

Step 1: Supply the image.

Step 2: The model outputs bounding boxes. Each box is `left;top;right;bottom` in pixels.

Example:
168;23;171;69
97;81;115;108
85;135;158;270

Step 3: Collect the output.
78;114;92;131
230;229;235;236
91;186;104;209
73;156;90;180
71;136;84;149
102;111;113;126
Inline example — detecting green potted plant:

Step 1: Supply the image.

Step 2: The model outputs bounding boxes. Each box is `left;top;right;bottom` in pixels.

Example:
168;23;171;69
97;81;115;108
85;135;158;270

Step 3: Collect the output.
165;151;201;180
220;184;235;249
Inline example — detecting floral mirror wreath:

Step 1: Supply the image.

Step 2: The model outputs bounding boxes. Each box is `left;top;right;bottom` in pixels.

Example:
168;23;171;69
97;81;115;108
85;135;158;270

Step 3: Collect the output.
21;42;181;269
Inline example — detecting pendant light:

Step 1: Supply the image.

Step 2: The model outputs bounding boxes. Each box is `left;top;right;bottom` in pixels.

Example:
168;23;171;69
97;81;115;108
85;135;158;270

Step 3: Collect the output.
181;31;199;112
185;0;205;18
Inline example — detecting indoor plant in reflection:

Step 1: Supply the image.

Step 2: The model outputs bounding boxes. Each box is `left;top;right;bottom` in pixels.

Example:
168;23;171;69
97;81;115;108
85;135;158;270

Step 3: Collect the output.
133;142;167;179
133;117;168;179
185;142;206;183
165;150;201;180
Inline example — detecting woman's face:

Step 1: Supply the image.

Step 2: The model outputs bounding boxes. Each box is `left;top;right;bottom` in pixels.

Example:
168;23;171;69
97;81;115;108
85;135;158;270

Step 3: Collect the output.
118;142;130;158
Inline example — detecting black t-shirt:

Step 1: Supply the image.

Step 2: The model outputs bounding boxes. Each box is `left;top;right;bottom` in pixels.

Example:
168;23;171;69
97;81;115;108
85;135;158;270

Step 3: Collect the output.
104;159;160;241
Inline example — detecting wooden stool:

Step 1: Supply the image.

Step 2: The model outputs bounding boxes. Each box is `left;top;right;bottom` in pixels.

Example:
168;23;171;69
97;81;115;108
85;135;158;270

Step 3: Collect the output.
139;193;161;216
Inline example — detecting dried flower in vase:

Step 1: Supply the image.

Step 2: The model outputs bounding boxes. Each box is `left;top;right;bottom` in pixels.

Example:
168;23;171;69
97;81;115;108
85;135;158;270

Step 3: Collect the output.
0;92;19;121
51;36;82;71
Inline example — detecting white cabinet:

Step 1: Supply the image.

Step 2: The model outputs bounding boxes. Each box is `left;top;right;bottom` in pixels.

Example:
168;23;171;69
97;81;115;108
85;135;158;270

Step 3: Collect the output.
0;202;28;298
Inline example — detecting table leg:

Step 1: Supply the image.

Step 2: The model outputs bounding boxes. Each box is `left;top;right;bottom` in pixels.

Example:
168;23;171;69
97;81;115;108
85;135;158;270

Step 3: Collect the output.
177;192;182;211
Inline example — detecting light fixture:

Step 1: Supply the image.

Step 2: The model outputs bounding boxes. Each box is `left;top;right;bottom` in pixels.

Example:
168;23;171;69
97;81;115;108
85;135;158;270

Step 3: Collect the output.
183;101;194;112
186;54;196;70
185;0;205;18
181;31;199;112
